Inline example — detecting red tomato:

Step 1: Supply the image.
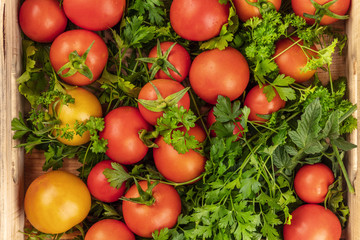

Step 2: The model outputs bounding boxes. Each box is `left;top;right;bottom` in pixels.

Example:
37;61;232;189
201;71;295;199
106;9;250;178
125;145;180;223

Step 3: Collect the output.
189;47;250;105
170;0;230;41
50;29;108;86
138;79;190;126
153;124;206;183
63;0;126;31
206;107;244;138
85;219;135;240
147;42;191;82
294;163;334;203
19;0;67;43
99;106;152;165
233;0;282;22
283;204;342;240
87;160;127;203
122;181;182;238
291;0;351;25
24;171;91;234
273;36;318;83
244;85;286;122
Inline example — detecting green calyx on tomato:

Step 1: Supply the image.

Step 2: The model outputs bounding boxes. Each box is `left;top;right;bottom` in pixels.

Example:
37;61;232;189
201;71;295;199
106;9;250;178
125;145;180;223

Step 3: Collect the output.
121;178;158;206
57;40;95;81
137;40;182;81
304;0;349;24
137;81;190;113
244;0;277;15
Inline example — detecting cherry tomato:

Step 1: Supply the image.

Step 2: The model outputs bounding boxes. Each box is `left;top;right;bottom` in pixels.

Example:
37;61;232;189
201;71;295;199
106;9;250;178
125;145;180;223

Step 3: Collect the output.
206;107;244;138
244;84;285;122
85;219;135;240
63;0;126;31
87;160;127;203
19;0;68;43
233;0;282;22
170;0;230;41
273;36;318;83
122;181;182;238
147;42;191;82
50;29;108;86
53;87;102;146
138;79;190;126
291;0;351;25
189;47;250;105
153;124;206;183
294;163;334;203
99;106;152;165
24;170;91;234
283;204;342;240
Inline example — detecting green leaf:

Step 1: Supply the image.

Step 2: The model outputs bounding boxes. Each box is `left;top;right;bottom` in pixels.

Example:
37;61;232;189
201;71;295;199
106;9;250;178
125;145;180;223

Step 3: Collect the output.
129;0;166;25
322;110;340;140
123;16;157;48
288;98;324;154
331;137;357;151
103;162;132;189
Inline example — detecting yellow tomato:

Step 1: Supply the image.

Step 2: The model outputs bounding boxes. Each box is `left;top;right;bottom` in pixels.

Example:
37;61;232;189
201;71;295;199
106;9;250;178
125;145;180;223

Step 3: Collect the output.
24;170;91;234
53;87;102;146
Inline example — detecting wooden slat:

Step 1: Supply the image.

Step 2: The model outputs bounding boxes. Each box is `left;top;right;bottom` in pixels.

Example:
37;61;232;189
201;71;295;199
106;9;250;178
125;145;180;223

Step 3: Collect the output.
0;0;25;239
345;1;360;239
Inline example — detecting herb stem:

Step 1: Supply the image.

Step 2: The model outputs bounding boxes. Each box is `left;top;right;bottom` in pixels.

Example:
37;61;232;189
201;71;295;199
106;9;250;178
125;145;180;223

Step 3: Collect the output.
332;144;355;194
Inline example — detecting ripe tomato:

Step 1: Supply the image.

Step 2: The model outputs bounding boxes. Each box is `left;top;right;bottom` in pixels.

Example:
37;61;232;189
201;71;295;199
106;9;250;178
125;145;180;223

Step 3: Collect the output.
170;0;230;41
85;219;135;240
291;0;351;25
53;87;102;146
153;124;206;183
122;181;182;238
50;29;108;86
87;160;127;203
189;47;250;105
63;0;126;31
233;0;282;22
206;107;244;138
273;36;318;83
19;0;68;43
138;79;190;126
244;85;286;122
99;106;152;165
283;204;342;240
24;170;91;234
147;42;191;82
294;163;334;203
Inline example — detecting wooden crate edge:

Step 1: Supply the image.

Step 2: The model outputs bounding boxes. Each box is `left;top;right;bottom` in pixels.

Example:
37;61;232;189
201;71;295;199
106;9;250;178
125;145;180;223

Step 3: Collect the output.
0;0;25;239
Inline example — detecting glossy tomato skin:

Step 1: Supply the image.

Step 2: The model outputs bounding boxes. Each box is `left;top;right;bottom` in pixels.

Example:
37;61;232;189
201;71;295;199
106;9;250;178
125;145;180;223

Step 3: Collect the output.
153;124;206;183
63;0;126;31
85;219;135;240
50;29;108;86
189;47;250;105
170;0;230;41
283;204;341;240
292;0;350;25
233;0;282;22
148;42;191;82
99;106;152;165
19;0;68;43
207;107;244;138
24;170;91;234
87;160;127;203
273;36;318;83
54;87;102;146
244;85;285;122
122;181;182;238
138;79;190;125
294;163;334;203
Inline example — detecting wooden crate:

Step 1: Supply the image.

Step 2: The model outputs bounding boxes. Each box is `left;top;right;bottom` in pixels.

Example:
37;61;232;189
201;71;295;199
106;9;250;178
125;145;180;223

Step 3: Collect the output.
0;0;359;239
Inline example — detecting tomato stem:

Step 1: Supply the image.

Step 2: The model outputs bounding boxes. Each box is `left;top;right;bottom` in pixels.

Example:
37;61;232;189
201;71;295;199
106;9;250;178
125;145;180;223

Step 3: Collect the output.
332;145;355;194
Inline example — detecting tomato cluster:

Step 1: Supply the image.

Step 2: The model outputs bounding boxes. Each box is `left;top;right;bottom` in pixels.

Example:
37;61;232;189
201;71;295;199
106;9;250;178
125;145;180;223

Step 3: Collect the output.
20;0;351;239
